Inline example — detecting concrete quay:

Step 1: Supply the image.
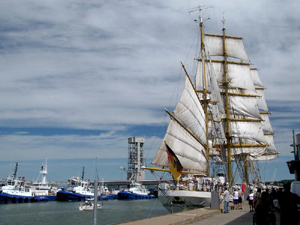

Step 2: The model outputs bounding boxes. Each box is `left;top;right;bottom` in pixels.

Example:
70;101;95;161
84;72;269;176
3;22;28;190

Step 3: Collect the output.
119;203;283;225
119;207;220;225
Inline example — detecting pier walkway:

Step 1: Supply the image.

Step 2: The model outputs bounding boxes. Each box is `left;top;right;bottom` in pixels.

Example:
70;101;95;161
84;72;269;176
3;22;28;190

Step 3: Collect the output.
120;203;282;225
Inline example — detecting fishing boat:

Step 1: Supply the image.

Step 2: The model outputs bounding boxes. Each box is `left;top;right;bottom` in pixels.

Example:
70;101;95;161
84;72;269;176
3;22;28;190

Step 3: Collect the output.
145;6;278;209
117;181;155;200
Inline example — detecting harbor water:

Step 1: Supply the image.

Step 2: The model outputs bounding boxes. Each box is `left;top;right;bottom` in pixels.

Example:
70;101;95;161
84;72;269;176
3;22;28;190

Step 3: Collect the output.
0;199;172;225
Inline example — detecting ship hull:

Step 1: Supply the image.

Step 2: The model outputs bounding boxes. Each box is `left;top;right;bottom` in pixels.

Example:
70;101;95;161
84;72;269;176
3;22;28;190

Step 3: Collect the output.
0;192;49;203
117;191;155;200
158;189;211;208
56;190;108;201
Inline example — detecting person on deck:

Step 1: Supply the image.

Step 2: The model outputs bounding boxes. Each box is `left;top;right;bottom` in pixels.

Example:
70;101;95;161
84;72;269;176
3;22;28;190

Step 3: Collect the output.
223;187;230;213
232;188;239;210
238;188;243;209
254;188;261;208
278;183;300;225
254;192;270;225
248;189;254;212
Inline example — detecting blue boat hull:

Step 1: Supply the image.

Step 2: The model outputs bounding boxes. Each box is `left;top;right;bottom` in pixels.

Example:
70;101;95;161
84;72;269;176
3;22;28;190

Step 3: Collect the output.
103;194;118;200
0;192;50;203
56;190;108;201
117;191;155;200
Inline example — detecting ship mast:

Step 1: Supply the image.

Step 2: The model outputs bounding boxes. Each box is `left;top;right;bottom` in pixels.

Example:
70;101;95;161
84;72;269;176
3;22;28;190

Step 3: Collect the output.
221;15;232;186
40;158;48;185
12;162;18;180
198;7;210;177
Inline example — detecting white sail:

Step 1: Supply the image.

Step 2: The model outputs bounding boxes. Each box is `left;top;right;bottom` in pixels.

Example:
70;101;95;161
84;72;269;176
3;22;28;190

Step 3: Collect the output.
250;68;264;87
196;57;226;141
230;121;266;144
152;118;207;171
264;135;277;152
207;63;226;116
229;94;262;119
256;89;268;111
249;154;277;161
231;144;266;157
151;13;278;188
211;62;255;91
174;76;206;144
204;35;249;61
261;114;274;133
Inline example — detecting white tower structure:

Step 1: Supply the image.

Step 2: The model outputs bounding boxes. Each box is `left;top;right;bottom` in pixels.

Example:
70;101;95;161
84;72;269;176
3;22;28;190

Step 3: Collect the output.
40;158;48;185
127;137;145;181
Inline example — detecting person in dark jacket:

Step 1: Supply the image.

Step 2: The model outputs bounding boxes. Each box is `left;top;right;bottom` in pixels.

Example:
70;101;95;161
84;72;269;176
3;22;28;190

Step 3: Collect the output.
278;183;300;225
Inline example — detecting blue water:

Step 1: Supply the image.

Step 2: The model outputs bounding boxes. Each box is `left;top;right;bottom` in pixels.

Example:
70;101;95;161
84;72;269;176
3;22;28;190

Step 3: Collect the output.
0;199;171;225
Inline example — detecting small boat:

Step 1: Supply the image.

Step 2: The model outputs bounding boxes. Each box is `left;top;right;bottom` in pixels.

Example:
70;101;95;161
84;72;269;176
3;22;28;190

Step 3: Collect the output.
79;199;102;211
117;181;155;200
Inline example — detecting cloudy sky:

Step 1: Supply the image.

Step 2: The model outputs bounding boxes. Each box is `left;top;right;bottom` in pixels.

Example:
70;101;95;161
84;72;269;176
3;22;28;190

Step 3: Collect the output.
0;0;299;182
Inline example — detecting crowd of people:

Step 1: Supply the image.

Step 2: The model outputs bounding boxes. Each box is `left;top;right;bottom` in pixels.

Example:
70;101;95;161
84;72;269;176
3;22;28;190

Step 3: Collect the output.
221;183;300;225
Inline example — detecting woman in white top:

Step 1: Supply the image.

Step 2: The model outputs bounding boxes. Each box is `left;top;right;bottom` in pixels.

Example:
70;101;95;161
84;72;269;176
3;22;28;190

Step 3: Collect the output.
233;188;239;210
248;190;254;212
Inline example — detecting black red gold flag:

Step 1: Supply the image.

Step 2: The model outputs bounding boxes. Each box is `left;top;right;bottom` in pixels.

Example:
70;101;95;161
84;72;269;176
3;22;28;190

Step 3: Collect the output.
166;143;183;182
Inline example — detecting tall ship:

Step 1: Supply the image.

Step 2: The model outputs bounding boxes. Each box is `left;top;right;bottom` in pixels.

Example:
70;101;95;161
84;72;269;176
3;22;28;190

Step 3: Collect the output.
145;7;278;209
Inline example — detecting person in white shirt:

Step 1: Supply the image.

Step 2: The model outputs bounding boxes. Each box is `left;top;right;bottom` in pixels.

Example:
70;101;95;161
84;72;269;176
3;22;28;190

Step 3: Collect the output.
222;187;230;213
232;188;239;210
248;189;254;212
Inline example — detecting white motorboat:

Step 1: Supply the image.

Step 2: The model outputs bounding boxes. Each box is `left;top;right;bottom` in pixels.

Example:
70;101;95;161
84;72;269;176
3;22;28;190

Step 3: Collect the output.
79;199;102;211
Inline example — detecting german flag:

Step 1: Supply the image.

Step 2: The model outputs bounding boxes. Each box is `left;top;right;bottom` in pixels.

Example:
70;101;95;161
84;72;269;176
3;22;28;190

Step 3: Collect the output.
166;143;183;182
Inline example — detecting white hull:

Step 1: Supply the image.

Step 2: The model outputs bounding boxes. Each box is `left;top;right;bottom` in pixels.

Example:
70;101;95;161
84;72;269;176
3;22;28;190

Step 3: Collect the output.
79;204;102;211
158;189;211;207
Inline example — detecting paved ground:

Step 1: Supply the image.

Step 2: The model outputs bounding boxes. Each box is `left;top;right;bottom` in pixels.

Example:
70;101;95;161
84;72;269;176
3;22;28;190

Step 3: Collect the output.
119;207;220;225
119;202;283;225
188;205;274;225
